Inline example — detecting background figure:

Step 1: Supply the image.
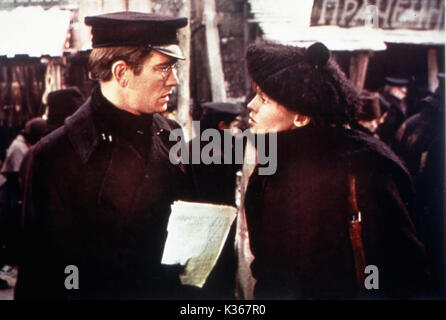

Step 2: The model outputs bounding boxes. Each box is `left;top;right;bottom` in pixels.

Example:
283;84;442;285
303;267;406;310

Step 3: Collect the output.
198;102;242;132
0;117;47;269
394;73;445;298
357;90;381;136
394;78;444;177
0;150;6;289
45;87;85;133
375;77;409;148
192;102;242;204
17;87;85;214
0;150;5;187
242;41;428;299
404;77;435;119
189;101;242;299
1;118;47;174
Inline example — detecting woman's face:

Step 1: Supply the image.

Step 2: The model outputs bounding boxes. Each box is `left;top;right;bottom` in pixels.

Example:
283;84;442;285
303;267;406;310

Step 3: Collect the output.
247;85;298;133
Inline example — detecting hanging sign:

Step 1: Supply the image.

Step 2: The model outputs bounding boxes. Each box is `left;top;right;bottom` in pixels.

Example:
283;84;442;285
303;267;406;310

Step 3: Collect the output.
0;0;76;9
311;0;444;31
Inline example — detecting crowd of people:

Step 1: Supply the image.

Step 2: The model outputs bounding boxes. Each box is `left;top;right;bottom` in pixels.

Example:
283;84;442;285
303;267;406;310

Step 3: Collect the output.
355;71;445;298
0;10;444;299
0;87;86;289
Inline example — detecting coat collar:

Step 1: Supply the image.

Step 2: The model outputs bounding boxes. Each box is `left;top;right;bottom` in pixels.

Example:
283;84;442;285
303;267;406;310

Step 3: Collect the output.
64;98;174;165
64;98;98;164
270;125;410;176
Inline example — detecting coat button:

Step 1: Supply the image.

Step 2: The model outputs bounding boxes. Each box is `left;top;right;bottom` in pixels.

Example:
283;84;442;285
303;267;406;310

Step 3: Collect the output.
156;128;165;136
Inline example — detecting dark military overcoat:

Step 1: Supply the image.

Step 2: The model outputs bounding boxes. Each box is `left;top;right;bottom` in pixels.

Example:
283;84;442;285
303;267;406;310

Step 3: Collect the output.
15;92;194;299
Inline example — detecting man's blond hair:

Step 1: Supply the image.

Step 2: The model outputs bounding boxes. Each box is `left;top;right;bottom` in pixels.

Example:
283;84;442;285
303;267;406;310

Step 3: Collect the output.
88;46;153;81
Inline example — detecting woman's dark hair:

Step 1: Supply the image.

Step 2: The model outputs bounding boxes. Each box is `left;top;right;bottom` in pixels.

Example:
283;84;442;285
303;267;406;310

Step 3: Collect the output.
246;41;362;127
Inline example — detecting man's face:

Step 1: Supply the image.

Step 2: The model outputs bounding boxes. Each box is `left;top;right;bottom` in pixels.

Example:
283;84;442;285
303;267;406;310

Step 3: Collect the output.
125;50;179;114
388;85;407;100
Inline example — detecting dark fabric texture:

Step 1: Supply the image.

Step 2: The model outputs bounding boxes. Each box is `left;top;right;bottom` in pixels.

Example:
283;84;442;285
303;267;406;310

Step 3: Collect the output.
394;94;446;298
394;95;444;177
375;93;407;148
0;172;22;265
187;131;242;299
15;87;196;300
245;125;429;299
46;87;84;133
245;42;359;126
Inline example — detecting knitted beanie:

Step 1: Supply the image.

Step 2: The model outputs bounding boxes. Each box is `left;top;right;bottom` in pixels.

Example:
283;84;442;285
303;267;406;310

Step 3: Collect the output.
246;41;359;126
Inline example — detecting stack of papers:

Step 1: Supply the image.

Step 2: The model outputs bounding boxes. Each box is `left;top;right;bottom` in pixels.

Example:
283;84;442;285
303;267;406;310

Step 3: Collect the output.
161;201;237;288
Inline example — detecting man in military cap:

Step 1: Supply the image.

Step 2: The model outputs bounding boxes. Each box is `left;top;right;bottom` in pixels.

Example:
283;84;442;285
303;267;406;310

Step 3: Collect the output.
15;12;194;299
375;76;410;148
187;102;243;299
198;102;242;132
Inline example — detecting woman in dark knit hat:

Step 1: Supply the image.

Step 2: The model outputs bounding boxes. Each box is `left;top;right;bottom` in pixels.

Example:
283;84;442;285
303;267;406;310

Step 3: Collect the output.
242;42;429;299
